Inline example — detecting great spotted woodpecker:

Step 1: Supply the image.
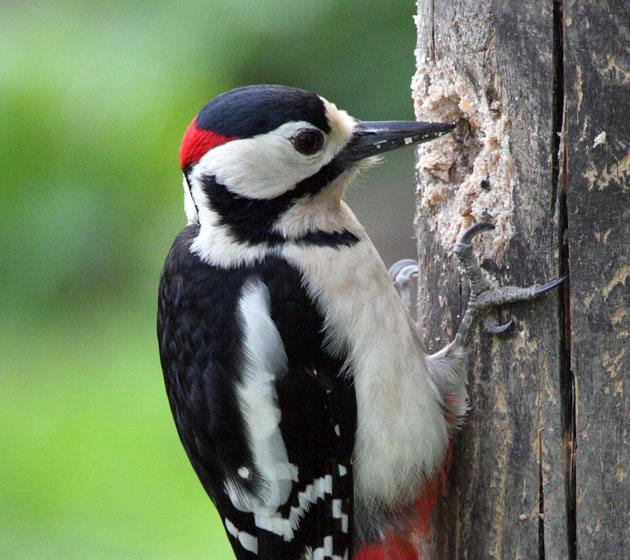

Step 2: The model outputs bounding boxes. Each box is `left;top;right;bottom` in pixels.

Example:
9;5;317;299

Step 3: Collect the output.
157;85;563;559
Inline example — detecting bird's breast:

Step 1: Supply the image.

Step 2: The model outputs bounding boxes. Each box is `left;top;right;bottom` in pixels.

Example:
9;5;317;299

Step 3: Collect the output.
282;235;449;508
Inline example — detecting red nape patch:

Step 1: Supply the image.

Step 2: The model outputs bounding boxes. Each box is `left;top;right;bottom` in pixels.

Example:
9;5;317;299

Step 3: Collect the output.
179;117;236;169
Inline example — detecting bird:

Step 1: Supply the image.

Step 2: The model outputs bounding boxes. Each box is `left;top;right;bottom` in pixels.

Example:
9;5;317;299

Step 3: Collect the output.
157;84;564;560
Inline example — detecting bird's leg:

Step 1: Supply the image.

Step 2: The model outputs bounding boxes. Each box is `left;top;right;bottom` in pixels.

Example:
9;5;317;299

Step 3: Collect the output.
451;222;566;348
389;258;419;311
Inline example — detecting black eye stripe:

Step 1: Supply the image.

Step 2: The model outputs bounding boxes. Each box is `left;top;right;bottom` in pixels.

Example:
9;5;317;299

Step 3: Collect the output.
291;129;325;155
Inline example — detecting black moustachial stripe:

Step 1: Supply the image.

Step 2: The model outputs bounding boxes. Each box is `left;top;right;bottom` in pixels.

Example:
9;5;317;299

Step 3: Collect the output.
294;229;359;248
197;155;359;248
196;85;331;138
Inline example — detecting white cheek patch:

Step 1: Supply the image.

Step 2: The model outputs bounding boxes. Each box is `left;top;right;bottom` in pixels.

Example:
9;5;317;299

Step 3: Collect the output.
190;101;356;204
193;121;333;200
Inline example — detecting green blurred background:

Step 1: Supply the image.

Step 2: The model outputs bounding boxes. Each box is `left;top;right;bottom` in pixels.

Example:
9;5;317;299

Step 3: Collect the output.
1;1;419;558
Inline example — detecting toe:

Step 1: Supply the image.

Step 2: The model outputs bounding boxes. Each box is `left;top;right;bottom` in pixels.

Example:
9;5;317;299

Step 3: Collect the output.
395;264;419;288
388;259;418;282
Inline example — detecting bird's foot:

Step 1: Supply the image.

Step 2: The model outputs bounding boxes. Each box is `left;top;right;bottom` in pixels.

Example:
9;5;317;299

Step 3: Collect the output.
389;259;418;311
452;222;566;348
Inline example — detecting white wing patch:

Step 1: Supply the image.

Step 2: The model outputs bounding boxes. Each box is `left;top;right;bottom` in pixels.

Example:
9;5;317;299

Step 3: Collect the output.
230;279;297;509
226;280;349;551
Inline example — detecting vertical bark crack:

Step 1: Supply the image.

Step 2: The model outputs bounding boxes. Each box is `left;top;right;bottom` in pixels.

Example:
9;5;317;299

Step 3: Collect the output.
430;0;436;61
552;1;577;558
550;0;563;213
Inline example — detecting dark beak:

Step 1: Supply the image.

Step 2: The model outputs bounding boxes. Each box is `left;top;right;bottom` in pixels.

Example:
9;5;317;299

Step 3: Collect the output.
340;120;455;162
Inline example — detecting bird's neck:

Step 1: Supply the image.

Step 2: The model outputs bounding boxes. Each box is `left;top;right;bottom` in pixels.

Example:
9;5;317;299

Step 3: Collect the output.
186;169;365;267
190;195;364;269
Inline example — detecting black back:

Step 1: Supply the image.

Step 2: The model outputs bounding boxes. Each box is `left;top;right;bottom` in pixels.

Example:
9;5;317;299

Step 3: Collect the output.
157;226;357;559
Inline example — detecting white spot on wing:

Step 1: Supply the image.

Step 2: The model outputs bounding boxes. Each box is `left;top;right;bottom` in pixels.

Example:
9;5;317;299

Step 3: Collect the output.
238;531;259;555
224;518;258;554
332;499;342;517
312;535;342;560
332;498;349;534
238;466;251;479
225;518;238;538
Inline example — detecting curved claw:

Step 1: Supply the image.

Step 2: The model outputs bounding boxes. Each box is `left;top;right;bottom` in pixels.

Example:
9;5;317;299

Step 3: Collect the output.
483;315;514;334
533;275;568;296
454;222;494;296
388;259;417;282
457;222;495;246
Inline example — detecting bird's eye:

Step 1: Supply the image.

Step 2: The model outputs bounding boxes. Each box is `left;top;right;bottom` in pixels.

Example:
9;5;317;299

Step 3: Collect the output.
291;129;324;155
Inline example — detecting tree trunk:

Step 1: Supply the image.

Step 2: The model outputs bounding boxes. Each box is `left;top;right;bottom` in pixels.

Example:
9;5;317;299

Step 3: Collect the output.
412;1;628;558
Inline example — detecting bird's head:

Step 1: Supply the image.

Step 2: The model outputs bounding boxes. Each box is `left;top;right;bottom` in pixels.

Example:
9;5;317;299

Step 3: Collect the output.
179;85;453;242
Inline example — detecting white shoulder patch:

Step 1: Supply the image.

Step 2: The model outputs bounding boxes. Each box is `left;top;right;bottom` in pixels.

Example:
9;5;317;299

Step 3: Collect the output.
230;279;297;510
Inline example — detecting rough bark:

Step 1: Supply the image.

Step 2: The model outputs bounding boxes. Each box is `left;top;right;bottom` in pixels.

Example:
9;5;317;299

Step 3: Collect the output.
413;1;628;558
563;1;630;557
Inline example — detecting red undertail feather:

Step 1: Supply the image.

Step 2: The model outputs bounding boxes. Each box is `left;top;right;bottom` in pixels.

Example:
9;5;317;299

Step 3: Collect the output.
354;530;420;560
353;448;452;560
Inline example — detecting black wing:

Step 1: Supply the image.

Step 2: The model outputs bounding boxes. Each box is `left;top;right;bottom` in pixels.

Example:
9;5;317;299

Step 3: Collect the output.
157;226;357;559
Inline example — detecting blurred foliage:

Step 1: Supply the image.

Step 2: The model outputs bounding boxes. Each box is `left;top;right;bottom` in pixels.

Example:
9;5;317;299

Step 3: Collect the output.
0;1;417;558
